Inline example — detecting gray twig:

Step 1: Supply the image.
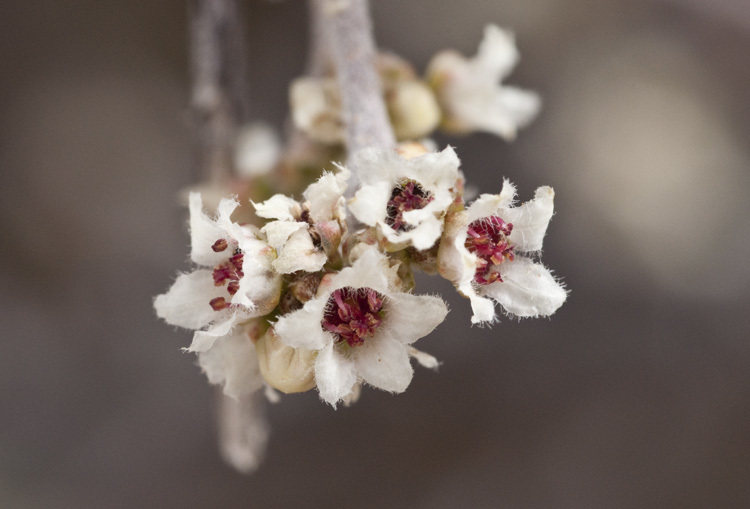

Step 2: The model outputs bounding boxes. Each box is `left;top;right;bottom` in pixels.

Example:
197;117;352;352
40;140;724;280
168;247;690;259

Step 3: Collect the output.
189;0;250;182
314;0;395;162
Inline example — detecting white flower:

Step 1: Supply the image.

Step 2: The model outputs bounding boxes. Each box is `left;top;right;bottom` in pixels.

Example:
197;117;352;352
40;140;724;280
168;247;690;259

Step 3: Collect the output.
274;249;448;407
154;193;281;395
427;24;540;140
290;77;344;144
347;146;460;250
438;180;566;324
254;167;350;274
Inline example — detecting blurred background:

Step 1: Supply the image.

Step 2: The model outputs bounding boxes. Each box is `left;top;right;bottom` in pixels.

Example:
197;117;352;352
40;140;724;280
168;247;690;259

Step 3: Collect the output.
1;0;749;507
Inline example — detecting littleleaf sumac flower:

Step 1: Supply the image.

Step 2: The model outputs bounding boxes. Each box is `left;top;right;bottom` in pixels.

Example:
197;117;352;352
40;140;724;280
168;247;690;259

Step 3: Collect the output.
156;1;567;473
427;24;541;140
348;146;460;250
439;180;567;324
154;193;281;397
274;249;448;407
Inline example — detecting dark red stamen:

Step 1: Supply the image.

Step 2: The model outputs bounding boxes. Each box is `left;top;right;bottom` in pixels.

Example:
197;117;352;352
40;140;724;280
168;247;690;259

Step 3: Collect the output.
211;239;228;252
321;287;386;347
385;180;434;232
464;216;514;285
210;297;229;311
210;245;245;310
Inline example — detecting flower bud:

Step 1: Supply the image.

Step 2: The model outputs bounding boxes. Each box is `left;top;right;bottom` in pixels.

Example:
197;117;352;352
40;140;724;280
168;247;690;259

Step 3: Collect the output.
387;81;440;141
255;328;316;394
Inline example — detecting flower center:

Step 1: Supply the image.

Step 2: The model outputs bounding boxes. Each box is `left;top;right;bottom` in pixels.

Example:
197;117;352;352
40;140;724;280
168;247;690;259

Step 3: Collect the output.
385;179;434;232
321;287;386;347
464;216;514;285
209;238;244;311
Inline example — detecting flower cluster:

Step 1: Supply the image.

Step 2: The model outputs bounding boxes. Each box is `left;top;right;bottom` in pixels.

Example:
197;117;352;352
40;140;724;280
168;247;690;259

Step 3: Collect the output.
156;142;565;407
156;16;566;472
292;24;539;144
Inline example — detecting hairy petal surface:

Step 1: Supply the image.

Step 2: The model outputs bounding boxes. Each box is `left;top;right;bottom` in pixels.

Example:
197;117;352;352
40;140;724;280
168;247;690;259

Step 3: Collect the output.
481;257;567;318
315;343;358;407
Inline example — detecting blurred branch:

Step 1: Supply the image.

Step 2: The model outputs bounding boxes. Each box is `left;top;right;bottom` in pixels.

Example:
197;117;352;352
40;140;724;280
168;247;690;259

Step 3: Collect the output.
189;0;250;182
313;0;395;163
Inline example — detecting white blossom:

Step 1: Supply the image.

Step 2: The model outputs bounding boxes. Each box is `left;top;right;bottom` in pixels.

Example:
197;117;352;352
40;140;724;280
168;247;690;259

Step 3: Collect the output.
438;180;566;323
154;193;281;396
274;248;448;407
290;77;344;144
347;146;460;250
427;24;540;140
254;167;349;274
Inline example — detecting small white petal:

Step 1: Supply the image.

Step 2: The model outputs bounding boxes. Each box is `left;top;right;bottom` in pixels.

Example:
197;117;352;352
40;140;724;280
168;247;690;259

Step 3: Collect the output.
303;168;350;223
154;270;225;330
189;193;227;266
353;332;413;393
459;280;497;324
476;24;519;81
383;293;448;344
235;271;280;315
272;228;327;274
315;343;358;407
466;179;517;222
253;194;299;221
274;299;330;350
348;181;391;227
405;146;461;189
481;257;567;318
188;311;243;353
261;220;306;250
493;87;541;131
325;248;392;295
384;213;444;251
408;346;440;370
198;330;263;398
504;186;554;252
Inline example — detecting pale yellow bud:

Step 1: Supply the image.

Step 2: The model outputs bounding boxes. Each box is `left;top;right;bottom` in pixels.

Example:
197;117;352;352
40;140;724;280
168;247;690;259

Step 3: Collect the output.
255;328;316;394
387;81;441;141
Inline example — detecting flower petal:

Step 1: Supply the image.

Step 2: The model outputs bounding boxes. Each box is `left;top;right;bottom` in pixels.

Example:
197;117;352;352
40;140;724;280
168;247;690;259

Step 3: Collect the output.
154;270;226;330
189;193;228;266
348;181;391;227
272;228;327;274
303;168;350;223
466;179;516;222
324;248;394;295
274;299;330;350
476;24;519;81
353;332;413;393
382;293;448;344
188;311;243;353
458;280;497;324
504;186;554;252
315;343;358;407
197;330;264;398
261;220;306;251
253;194;299;221
408;346;440;370
481;257;567;318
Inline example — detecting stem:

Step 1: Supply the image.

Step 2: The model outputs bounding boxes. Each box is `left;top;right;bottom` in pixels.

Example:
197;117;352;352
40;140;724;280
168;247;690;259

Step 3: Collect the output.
314;0;395;161
189;0;250;182
216;389;270;474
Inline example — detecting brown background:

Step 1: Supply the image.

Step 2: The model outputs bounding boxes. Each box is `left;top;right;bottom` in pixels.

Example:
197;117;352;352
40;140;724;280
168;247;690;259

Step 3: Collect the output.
1;0;749;507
